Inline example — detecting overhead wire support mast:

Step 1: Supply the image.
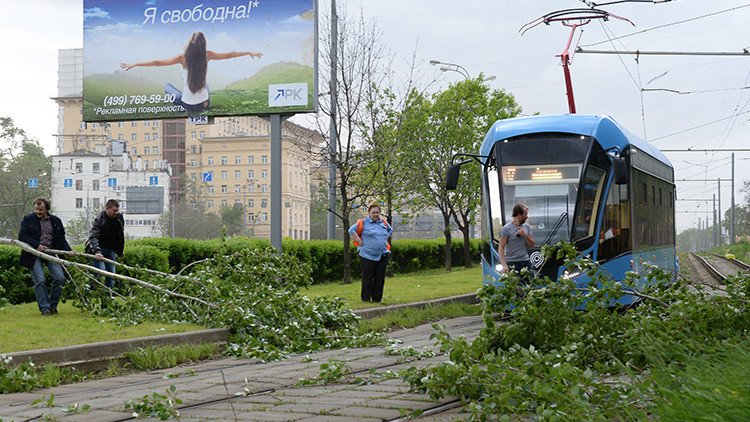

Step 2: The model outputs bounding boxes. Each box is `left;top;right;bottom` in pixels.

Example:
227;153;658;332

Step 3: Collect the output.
520;8;634;114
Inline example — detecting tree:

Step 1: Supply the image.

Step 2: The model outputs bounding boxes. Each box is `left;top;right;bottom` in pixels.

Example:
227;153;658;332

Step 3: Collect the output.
0;117;51;237
220;203;245;237
159;177;222;239
399;80;521;271
65;213;89;247
305;7;395;283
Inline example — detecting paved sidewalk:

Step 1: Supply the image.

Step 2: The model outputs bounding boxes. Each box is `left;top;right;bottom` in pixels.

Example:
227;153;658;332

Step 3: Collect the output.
0;316;483;421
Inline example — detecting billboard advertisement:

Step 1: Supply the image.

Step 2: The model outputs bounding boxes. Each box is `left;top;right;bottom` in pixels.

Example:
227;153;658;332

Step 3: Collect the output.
83;0;317;122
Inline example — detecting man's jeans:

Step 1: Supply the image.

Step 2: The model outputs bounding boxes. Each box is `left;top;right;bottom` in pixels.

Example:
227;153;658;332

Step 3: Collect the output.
93;248;117;289
31;257;66;312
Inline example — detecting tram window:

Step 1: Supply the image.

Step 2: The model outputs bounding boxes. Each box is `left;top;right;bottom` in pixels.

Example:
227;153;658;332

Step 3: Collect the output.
659;188;663;206
642;183;647;204
598;182;631;261
669;191;673;208
652;186;656;205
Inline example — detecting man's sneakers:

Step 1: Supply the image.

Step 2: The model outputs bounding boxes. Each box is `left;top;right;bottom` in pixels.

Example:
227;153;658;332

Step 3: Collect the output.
50;309;59;315
41;309;51;316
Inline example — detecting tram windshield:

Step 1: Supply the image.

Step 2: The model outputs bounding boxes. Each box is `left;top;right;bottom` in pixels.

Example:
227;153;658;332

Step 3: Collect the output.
489;134;593;247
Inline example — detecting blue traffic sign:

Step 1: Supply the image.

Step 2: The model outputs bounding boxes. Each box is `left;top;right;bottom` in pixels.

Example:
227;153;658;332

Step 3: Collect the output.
149;176;158;186
27;178;38;188
107;178;117;187
63;178;73;188
202;172;213;182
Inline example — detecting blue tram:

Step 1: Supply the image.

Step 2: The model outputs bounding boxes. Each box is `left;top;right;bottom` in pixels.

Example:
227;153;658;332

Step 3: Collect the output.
449;114;676;304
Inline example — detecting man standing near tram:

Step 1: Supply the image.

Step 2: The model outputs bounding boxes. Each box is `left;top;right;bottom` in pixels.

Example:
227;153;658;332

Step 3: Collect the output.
498;203;535;273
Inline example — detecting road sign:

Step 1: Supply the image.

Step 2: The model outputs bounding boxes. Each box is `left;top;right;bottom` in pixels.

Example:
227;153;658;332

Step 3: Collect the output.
202;172;213;182
149;176;158;186
27;178;38;188
63;179;73;188
107;178;117;187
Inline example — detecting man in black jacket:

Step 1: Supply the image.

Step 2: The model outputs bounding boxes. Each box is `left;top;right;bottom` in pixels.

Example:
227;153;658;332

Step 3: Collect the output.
86;199;125;290
18;197;72;315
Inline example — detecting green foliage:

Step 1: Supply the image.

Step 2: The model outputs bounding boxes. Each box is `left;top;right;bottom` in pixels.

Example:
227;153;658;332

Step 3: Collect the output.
297;358;352;386
0;245;32;304
121;244;170;274
68;247;387;361
401;245;750;420
124;384;182;420
0;355;84;394
358;302;482;333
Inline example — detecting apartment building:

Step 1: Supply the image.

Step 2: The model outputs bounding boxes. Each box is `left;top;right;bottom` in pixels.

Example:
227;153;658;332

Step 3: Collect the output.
50;149;170;239
55;49;318;239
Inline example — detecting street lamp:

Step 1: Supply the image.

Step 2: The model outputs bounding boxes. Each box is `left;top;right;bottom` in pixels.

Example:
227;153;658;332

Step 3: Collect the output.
429;59;496;82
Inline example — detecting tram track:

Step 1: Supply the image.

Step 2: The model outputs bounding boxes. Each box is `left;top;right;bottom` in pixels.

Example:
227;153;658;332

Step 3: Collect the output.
687;252;750;294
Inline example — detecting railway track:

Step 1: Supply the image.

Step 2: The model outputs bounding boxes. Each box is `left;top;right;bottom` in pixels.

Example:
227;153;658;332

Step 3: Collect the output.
688;252;750;292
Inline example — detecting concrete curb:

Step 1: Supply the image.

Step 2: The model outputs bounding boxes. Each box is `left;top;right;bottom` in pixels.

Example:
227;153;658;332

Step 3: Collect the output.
6;328;230;370
354;293;480;319
5;294;479;371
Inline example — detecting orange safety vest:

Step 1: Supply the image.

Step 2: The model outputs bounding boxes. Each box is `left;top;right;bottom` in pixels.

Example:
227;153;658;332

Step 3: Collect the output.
353;217;391;251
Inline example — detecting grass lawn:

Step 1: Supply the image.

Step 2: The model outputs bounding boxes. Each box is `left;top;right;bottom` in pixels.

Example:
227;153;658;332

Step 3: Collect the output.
0;302;205;353
303;265;482;309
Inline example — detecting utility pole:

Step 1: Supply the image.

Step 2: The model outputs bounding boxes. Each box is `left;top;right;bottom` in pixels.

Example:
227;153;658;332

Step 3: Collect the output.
718;178;722;246
713;194;717;247
327;0;338;240
731;153;736;244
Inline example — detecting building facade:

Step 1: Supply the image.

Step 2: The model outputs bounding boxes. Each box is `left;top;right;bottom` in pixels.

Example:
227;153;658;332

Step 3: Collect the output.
55;49;317;240
50;150;170;239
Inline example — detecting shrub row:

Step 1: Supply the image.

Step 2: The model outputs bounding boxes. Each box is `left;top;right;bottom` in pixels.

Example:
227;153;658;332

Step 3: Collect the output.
0;237;481;304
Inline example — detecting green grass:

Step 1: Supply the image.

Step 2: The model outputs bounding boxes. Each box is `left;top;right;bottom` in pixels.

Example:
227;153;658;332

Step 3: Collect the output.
358;302;482;333
648;340;750;420
303;266;482;309
0;302;205;353
124;343;221;371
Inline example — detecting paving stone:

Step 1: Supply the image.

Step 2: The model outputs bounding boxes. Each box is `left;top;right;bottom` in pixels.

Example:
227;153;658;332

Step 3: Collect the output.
270;402;340;414
297;414;382;422
354;383;411;394
365;397;439;410
327;389;396;399
181;409;312;421
331;404;404;420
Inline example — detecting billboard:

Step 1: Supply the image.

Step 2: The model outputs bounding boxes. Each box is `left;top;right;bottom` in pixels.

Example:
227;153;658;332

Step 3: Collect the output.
83;0;317;122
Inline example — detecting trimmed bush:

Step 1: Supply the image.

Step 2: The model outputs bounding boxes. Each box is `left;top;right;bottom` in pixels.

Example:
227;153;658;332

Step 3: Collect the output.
0;245;32;304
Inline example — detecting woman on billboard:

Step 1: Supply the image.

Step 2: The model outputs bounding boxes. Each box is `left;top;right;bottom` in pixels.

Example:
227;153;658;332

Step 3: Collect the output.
120;31;263;113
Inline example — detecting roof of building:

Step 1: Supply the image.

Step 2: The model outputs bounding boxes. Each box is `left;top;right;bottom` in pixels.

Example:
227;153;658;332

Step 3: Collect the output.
52;150;106;158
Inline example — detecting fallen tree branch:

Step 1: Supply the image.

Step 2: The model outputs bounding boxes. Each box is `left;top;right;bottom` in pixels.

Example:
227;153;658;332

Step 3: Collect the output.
45;248;187;281
576;287;669;308
0;238;217;309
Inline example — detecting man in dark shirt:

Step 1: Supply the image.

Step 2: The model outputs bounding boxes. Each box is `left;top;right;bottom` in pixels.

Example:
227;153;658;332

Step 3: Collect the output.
18;197;72;315
86;199;125;291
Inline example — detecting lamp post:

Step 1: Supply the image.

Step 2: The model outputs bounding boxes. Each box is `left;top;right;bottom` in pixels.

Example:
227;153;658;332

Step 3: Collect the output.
429;59;496;82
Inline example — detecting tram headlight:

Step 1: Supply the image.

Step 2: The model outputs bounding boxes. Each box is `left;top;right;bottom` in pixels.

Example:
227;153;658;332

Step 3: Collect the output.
561;269;581;280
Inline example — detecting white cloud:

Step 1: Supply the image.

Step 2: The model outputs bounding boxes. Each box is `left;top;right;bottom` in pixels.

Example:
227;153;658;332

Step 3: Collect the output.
83;6;109;20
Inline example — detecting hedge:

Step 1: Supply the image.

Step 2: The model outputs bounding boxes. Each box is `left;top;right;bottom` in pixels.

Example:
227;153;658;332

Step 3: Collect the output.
0;237;481;304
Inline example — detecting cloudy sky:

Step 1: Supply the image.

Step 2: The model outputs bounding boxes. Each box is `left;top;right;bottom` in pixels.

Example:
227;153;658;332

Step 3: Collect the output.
2;0;749;233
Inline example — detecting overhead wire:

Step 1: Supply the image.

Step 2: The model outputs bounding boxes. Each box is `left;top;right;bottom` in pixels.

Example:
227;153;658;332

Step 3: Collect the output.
579;4;750;48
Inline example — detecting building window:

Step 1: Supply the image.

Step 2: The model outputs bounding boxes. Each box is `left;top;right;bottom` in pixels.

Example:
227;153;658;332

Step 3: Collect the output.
199;131;205;139
153;147;158;155
221;156;228;165
131;134;137;142
92;180;100;191
261;155;268;164
117;134;124;141
93;122;100;129
248;170;254;179
221;185;228;193
92;198;101;209
235;156;241;165
191;145;197;153
248;198;254;208
153;133;159;140
261;184;268;192
221;171;228;179
92;162;100;173
117;122;124;128
261;199;267;208
144;121;151;127
235;184;241;193
190;159;197;167
131;147;137;155
248;185;255;193
153;121;159;127
248;155;254;164
80;122;87;130
260;213;267;222
191;131;197;139
144;133;150;141
144;146;151;155
131;122;137;127
207;186;214;193
75;180;83;190
208;157;214;166
207;200;214;208
75;162;83;173
235;170;241;179
76;198;83;208
261;169;268;179
221;199;228;207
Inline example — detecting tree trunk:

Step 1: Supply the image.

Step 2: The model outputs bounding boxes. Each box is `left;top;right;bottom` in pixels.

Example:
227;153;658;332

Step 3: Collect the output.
461;225;472;269
443;215;453;272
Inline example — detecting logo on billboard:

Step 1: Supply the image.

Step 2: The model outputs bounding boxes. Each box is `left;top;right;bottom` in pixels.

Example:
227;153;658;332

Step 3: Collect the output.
268;83;308;107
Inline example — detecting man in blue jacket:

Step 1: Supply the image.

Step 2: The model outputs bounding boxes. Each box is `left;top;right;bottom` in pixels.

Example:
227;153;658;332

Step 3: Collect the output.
18;197;72;315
